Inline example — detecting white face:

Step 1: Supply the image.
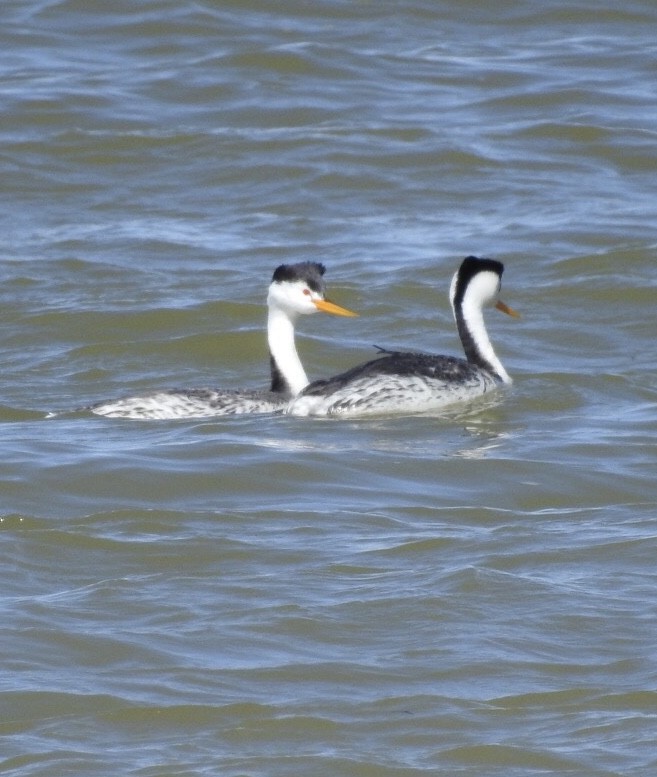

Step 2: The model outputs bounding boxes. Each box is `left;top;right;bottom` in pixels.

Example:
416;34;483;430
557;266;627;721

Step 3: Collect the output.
450;269;500;311
466;270;501;307
267;279;323;317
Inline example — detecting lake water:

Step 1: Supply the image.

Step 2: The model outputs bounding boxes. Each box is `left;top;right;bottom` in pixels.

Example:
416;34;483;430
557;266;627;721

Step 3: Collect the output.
2;1;657;775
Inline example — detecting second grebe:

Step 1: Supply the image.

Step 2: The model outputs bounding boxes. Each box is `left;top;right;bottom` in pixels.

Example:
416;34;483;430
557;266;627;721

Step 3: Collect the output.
286;256;518;417
90;262;357;419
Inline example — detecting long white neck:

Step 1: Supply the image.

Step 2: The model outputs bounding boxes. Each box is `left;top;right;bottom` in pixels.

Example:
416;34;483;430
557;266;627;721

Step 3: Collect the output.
455;294;512;384
267;306;309;396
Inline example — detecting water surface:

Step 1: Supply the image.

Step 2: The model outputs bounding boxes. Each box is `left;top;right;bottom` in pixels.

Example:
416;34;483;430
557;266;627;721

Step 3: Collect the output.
2;1;657;775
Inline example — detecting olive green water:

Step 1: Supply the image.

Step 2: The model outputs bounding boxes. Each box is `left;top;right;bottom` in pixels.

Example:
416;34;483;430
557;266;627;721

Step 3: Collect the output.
2;2;657;775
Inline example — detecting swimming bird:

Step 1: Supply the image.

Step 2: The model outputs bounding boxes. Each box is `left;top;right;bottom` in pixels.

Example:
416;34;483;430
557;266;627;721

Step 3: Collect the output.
90;262;357;419
286;256;518;417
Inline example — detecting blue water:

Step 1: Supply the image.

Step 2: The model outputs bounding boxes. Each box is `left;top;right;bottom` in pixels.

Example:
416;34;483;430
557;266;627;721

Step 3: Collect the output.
2;2;657;775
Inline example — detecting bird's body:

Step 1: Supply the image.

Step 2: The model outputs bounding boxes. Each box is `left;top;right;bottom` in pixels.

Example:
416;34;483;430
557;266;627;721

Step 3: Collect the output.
288;349;500;417
91;387;290;420
90;262;356;420
287;256;517;418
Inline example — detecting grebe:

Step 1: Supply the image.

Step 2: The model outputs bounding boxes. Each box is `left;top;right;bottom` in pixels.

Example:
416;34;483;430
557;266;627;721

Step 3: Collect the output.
90;262;357;419
286;256;518;417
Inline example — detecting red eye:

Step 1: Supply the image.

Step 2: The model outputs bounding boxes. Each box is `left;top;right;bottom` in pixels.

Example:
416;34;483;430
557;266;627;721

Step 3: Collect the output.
303;288;311;295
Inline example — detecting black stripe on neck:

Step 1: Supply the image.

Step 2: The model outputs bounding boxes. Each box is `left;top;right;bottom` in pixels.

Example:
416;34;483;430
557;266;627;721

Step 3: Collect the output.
269;353;290;394
452;256;503;375
454;313;500;377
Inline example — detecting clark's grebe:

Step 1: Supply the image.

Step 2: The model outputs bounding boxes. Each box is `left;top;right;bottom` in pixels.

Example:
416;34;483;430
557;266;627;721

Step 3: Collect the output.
90;262;357;419
286;256;518;417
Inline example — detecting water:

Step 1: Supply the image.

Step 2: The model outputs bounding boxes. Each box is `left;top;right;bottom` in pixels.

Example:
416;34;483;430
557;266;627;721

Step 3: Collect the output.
2;1;657;775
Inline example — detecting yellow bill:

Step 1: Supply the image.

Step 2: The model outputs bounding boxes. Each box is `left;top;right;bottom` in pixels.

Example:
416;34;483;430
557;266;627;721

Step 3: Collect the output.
314;298;359;317
495;299;520;318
